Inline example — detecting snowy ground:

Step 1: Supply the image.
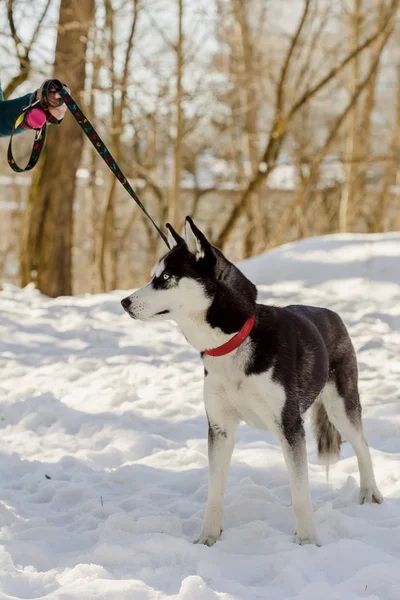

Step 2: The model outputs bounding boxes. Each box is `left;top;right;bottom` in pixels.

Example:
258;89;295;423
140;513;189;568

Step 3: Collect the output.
0;233;399;600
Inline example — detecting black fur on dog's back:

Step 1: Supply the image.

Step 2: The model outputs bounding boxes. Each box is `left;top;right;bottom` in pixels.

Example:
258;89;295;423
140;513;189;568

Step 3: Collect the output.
245;303;357;456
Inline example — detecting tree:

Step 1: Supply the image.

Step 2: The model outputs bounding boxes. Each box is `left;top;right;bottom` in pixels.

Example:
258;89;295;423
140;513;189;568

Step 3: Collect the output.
266;15;396;249
231;0;265;255
215;0;399;250
99;0;141;292
339;0;362;233
373;63;400;231
20;0;94;297
3;0;52;99
1;0;399;294
169;0;184;229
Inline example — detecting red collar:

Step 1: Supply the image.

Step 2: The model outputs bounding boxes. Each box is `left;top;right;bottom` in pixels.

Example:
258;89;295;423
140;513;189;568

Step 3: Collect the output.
204;315;256;357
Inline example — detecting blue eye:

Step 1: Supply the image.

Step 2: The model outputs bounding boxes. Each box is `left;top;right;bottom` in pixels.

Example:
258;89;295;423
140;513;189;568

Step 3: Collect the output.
163;273;170;280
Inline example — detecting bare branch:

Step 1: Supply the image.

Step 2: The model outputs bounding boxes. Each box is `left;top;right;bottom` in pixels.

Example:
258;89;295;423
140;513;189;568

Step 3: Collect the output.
276;0;311;112
120;0;140;114
6;0;22;50
288;0;398;119
267;20;395;249
27;0;52;55
4;0;53;98
215;0;398;249
142;4;175;50
292;3;332;94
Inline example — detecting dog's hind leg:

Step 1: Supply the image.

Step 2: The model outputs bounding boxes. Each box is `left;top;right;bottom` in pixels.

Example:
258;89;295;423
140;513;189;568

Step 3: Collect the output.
195;384;239;546
278;409;320;546
321;377;382;504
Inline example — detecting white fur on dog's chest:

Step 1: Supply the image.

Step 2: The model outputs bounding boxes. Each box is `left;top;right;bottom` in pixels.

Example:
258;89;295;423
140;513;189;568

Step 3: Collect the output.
203;353;286;431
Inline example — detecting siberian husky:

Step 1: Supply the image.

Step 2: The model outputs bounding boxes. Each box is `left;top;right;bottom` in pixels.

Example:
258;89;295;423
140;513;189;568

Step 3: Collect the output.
121;217;382;546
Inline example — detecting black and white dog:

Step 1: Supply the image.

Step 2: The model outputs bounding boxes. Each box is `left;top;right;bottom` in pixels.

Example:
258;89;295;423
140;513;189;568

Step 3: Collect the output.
121;217;382;547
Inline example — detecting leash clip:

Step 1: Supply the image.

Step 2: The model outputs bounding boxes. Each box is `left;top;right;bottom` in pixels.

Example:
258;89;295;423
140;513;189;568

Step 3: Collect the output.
21;98;41;113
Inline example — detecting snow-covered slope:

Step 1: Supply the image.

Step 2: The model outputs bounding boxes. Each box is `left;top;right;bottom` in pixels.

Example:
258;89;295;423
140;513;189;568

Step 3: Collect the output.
239;232;400;286
0;233;399;599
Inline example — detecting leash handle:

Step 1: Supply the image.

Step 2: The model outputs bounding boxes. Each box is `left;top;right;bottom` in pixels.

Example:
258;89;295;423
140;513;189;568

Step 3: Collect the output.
7;79;64;172
7;121;47;173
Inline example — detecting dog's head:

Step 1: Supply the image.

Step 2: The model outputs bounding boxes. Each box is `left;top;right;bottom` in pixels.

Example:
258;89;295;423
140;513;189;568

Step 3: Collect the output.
121;217;257;332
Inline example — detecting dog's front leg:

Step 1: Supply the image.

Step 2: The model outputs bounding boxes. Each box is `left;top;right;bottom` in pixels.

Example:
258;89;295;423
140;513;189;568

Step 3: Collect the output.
195;420;235;546
278;422;321;546
195;383;238;547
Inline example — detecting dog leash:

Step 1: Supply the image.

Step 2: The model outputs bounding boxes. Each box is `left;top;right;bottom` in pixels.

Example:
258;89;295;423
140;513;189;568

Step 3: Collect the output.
7;79;170;248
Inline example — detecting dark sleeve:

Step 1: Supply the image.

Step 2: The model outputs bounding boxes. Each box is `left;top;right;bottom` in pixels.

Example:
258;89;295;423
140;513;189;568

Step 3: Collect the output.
0;92;32;138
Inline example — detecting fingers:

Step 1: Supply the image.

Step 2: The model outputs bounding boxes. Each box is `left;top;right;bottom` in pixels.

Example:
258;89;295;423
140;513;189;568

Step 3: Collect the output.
49;105;68;120
44;81;70;121
48;90;62;103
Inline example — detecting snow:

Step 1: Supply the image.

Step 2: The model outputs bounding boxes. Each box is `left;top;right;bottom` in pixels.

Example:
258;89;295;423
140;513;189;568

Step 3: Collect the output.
239;232;400;286
0;233;400;599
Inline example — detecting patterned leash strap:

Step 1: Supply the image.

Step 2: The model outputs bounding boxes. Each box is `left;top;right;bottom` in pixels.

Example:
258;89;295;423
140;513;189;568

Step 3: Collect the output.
7;79;169;249
7;114;48;173
8;80;65;174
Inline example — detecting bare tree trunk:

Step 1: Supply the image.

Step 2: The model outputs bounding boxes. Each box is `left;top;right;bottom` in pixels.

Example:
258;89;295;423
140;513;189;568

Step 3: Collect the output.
232;0;263;255
341;0;385;230
339;0;362;233
86;25;102;293
19;0;94;297
99;0;139;291
351;51;380;219
99;0;117;292
374;64;400;231
395;166;400;230
169;0;184;229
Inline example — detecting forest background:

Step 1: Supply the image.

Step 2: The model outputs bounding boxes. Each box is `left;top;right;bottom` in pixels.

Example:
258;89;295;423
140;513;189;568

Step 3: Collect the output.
1;0;399;296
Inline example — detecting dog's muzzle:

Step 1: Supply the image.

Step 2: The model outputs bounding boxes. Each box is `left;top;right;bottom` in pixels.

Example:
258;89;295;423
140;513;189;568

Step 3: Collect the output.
121;297;134;316
121;295;169;320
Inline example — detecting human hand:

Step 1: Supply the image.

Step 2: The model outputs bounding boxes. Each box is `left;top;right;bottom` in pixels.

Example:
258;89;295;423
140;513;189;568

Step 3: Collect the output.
35;80;70;122
48;85;70;121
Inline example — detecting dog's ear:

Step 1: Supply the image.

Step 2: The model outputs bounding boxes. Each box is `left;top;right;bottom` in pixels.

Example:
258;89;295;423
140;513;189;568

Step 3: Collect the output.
166;223;185;249
184;217;211;261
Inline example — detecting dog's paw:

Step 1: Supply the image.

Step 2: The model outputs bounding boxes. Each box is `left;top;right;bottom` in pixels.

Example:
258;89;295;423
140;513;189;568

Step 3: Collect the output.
194;531;221;547
293;530;321;547
359;486;383;505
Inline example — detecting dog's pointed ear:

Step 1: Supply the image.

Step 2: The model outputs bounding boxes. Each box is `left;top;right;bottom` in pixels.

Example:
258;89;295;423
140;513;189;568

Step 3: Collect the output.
166;223;185;249
184;216;211;260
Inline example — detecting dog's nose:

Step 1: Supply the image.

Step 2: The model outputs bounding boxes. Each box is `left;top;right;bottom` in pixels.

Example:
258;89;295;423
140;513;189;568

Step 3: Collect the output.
121;297;131;310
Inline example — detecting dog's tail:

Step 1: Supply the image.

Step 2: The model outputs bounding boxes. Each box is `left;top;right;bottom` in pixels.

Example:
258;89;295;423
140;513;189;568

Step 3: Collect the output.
312;399;342;476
